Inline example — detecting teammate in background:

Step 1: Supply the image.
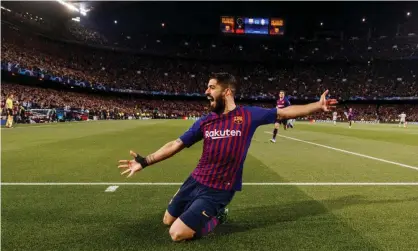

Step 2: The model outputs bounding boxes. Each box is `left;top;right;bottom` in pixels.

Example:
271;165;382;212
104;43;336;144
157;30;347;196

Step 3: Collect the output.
270;90;291;143
118;73;337;242
332;111;338;125
346;108;354;128
399;112;407;128
5;94;14;128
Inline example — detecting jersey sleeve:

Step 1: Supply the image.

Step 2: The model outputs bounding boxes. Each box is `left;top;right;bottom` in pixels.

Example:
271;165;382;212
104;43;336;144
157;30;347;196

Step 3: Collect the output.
246;106;277;127
285;99;291;107
179;119;204;148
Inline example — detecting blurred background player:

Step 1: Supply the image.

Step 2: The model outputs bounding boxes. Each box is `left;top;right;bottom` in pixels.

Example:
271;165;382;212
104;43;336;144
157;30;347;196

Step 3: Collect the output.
345;108;354;128
270;90;291;143
399;112;407;128
5;93;14;128
332;111;338;125
286;118;295;129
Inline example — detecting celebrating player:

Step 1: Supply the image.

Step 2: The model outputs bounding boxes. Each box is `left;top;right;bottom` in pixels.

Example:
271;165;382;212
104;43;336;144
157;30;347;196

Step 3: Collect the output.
118;73;338;242
270;90;291;143
399;112;407;128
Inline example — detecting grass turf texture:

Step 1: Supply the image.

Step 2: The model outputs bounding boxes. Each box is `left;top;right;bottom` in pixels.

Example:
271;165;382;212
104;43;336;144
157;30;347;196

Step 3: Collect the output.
2;120;418;250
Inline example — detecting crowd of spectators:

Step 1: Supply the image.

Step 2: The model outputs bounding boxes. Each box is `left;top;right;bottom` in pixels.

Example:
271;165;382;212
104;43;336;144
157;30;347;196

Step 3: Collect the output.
2;23;417;101
1;83;208;119
1;16;417;123
66;21;109;45
2;83;417;122
3;6;417;62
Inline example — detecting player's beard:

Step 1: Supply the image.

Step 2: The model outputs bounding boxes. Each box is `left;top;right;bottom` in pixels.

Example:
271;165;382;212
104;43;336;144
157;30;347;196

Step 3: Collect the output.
208;94;225;114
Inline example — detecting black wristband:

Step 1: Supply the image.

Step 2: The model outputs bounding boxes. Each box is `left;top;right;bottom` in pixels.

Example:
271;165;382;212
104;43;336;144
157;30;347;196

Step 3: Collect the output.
134;154;149;169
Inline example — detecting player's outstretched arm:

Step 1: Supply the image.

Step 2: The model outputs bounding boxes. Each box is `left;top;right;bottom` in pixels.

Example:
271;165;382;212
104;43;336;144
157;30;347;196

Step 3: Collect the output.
277;90;338;119
118;139;185;178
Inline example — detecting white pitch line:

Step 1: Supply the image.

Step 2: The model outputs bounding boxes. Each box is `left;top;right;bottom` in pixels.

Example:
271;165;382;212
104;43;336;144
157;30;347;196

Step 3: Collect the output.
1;182;418;186
105;185;119;192
264;131;418;172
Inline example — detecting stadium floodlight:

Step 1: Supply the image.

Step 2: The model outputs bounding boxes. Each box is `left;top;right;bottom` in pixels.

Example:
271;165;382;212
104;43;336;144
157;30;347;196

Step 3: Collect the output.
362;18;366;22
320;22;323;26
406;12;411;17
56;0;79;12
55;0;87;16
79;4;91;16
1;6;12;12
114;20;117;24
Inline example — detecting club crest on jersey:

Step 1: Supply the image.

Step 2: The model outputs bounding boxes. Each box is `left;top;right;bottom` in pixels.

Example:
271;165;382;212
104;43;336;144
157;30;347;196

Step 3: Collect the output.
234;116;243;124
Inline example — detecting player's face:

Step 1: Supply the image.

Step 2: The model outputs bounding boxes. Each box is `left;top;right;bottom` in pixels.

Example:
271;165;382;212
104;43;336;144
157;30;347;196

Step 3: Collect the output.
279;91;285;99
349;108;352;112
205;79;226;114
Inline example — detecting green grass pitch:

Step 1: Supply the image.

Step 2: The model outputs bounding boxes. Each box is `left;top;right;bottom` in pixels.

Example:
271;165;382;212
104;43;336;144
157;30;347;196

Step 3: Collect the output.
2;120;418;251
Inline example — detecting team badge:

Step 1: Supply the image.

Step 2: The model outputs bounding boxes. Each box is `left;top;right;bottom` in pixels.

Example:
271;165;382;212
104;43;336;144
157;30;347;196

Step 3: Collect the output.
234;116;243;124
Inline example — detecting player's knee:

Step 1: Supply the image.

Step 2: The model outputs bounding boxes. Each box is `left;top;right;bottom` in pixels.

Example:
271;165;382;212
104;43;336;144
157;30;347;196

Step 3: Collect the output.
274;123;279;129
169;228;192;242
169;229;182;242
163;212;176;226
168;218;195;242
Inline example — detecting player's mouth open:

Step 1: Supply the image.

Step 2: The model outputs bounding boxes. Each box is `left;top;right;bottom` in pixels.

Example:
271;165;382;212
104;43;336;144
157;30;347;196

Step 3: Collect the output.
207;96;215;102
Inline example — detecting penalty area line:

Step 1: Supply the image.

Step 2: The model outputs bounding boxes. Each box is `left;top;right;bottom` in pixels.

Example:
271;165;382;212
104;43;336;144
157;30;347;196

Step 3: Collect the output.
1;182;418;186
264;131;418;172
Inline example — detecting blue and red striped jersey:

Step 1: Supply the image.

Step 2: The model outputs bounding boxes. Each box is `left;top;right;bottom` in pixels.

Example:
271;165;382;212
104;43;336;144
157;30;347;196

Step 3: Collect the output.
276;98;291;109
179;106;277;191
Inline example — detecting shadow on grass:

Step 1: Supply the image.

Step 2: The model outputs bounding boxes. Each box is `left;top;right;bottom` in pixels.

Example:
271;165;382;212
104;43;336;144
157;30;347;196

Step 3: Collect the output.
215;195;418;236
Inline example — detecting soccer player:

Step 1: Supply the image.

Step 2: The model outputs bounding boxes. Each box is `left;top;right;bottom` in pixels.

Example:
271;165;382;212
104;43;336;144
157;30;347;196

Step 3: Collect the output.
5;94;14;128
346;108;354;128
286;118;295;129
399;112;406;128
270;90;291;143
332;111;338;126
118;73;337;242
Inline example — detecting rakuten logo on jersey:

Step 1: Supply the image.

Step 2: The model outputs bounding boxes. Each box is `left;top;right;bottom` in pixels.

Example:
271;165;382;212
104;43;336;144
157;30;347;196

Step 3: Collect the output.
205;129;242;139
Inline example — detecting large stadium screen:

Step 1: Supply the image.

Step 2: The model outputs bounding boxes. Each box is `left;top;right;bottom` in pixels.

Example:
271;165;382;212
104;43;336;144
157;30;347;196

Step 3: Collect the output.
235;17;245;34
220;16;235;33
220;16;284;36
270;18;285;35
244;17;269;35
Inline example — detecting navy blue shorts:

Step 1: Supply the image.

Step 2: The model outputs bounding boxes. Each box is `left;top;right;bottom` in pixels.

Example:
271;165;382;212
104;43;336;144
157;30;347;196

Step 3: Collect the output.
167;175;235;233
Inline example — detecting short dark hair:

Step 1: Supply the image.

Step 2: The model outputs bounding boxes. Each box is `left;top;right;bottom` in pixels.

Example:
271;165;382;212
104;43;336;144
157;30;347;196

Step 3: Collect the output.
279;90;286;94
210;72;237;95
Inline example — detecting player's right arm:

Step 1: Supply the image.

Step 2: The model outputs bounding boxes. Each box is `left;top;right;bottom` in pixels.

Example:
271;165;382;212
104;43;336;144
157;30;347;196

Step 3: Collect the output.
277;90;337;120
118;119;203;178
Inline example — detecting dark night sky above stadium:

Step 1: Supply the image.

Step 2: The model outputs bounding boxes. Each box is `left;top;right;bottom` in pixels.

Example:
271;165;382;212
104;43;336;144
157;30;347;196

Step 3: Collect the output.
86;1;417;36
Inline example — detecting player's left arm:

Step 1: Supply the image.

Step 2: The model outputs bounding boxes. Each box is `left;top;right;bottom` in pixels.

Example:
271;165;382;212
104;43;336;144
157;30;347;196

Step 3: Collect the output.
277;90;338;120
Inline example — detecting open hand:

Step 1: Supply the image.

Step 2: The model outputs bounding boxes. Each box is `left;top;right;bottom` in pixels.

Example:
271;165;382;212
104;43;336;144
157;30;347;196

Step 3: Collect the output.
118;150;143;178
319;90;338;112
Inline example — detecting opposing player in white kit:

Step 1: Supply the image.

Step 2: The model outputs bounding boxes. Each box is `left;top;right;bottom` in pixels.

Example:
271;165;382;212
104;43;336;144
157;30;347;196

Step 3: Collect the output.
399;112;407;128
332;111;338;125
287;119;295;129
